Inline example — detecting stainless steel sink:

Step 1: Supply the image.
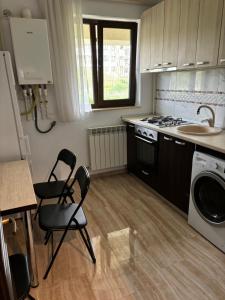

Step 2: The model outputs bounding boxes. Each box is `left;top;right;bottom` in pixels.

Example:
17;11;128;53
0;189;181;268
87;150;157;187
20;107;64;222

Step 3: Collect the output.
177;124;222;136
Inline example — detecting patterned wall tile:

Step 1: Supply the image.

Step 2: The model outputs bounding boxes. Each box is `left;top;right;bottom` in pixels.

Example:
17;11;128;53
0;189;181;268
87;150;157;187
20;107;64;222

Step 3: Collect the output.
155;68;225;128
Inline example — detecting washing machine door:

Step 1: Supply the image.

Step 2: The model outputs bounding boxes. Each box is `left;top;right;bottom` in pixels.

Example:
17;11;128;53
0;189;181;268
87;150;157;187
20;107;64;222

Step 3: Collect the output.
192;171;225;224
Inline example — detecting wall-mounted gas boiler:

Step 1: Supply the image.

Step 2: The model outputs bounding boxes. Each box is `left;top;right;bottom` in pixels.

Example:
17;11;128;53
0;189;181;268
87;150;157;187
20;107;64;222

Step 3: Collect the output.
9;17;53;85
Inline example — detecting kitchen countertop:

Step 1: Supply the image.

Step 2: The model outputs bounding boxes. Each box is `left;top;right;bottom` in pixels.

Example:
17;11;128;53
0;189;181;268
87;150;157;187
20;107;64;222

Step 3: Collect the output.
122;115;225;155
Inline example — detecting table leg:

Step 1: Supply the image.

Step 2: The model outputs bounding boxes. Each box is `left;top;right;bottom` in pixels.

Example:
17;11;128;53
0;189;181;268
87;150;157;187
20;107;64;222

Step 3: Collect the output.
24;211;39;287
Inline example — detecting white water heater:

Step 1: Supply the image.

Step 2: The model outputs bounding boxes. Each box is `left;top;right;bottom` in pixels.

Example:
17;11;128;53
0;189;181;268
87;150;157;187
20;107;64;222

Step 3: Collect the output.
9;17;53;85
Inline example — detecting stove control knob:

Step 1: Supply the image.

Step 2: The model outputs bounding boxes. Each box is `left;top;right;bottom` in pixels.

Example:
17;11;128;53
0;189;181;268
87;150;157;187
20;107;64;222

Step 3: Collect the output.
143;131;147;136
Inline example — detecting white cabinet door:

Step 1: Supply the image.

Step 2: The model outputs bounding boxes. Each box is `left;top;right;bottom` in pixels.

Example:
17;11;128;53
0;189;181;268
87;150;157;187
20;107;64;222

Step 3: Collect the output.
140;9;151;72
163;0;181;68
218;0;225;65
178;0;200;69
150;1;164;69
196;0;223;68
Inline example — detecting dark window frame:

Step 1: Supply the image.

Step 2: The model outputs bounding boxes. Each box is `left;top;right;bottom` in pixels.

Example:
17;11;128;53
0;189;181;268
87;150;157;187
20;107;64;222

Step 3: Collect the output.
83;19;138;109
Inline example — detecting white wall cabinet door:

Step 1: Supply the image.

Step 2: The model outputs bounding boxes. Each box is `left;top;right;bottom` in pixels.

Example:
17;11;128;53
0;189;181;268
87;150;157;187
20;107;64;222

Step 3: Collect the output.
140;9;151;73
150;1;164;69
218;0;225;66
196;0;223;68
178;0;200;69
162;0;181;68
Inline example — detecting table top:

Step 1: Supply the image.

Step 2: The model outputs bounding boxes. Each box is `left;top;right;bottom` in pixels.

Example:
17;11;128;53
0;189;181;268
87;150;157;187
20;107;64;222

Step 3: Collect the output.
0;160;37;216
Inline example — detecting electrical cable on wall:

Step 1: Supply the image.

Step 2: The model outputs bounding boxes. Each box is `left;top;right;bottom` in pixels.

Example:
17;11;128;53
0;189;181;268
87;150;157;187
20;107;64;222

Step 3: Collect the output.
34;104;56;134
33;88;56;134
20;85;56;134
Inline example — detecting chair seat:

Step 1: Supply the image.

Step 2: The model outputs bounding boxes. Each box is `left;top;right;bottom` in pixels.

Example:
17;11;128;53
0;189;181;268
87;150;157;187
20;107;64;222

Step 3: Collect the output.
39;203;87;231
9;254;30;300
33;181;74;199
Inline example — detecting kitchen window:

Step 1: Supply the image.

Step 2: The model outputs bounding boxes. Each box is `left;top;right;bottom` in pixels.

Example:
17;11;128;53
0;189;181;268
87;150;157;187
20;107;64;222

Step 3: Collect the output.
83;19;138;109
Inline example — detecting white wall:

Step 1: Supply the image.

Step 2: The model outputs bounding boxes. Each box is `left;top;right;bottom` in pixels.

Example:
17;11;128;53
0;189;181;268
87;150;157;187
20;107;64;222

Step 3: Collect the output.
82;0;148;19
0;0;153;182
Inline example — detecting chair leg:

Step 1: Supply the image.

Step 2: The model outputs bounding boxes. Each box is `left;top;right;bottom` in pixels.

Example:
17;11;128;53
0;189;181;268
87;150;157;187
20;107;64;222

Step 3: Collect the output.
69;194;75;203
43;229;68;280
62;196;68;204
79;227;96;264
28;294;36;300
34;199;43;220
44;231;52;245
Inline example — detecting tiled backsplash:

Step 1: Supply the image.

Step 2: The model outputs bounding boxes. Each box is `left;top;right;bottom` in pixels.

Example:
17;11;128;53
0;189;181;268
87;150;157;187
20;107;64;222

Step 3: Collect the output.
155;69;225;128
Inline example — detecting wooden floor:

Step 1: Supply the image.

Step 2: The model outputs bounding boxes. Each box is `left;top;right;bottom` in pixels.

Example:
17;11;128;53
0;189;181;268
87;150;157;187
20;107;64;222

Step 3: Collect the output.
5;173;225;300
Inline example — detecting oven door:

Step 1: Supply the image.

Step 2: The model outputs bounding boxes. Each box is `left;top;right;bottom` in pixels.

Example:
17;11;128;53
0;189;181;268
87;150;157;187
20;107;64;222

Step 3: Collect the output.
191;171;225;224
135;134;158;173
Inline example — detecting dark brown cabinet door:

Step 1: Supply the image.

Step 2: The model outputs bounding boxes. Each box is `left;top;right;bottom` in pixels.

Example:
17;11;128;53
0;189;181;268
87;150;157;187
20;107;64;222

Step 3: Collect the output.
158;134;175;201
172;138;195;213
158;133;194;213
127;123;136;173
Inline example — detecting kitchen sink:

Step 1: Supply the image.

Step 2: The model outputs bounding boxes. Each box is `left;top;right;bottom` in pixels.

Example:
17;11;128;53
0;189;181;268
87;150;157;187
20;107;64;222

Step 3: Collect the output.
177;124;222;136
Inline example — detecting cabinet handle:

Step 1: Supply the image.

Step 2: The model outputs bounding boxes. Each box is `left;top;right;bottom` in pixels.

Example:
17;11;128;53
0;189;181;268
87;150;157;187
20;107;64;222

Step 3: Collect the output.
163;62;172;66
154;63;162;67
135;135;153;144
183;63;194;67
144;68;150;71
196;61;209;66
175;140;186;146
163;136;173;141
220;58;225;63
141;170;150;176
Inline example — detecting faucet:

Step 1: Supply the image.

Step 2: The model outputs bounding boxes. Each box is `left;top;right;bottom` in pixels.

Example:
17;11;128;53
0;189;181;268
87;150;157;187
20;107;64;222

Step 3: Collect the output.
197;105;215;127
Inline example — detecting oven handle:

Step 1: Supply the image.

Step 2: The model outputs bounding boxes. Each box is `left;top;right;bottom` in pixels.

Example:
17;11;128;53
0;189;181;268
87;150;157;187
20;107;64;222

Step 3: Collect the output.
135;135;155;144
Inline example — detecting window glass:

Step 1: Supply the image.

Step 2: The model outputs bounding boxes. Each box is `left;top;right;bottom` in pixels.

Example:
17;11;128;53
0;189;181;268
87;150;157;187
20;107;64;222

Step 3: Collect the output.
103;28;131;100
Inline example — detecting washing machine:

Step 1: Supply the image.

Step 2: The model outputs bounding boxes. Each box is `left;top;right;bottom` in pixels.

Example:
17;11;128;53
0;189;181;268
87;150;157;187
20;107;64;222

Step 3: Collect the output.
188;151;225;252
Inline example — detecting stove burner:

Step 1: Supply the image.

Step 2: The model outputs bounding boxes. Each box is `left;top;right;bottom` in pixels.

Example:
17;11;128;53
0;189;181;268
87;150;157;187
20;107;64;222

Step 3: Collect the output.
141;116;188;127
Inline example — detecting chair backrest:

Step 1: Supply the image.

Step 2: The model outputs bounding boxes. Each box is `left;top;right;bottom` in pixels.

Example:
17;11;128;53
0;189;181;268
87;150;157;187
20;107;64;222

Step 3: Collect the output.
57;149;77;170
75;166;90;201
48;149;77;182
68;166;90;224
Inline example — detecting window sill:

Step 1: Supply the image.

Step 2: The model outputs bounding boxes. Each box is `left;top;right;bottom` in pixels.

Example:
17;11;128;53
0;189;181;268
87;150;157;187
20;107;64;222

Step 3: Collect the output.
92;105;141;112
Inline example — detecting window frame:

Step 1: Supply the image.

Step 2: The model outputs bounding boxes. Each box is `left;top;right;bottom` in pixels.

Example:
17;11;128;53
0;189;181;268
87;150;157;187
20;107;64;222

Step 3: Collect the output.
83;19;138;109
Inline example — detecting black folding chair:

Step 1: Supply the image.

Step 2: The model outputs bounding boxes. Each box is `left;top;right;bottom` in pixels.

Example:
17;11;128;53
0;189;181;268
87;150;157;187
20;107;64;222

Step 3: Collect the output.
9;254;35;300
39;166;96;279
33;149;77;219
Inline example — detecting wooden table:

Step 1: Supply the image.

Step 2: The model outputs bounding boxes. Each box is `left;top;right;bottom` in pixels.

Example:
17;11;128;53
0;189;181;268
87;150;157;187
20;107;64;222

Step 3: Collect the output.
0;160;39;288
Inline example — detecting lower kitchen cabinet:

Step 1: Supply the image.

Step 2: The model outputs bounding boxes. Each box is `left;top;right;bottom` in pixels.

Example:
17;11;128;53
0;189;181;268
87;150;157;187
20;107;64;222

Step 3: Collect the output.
126;123;195;214
158;133;195;213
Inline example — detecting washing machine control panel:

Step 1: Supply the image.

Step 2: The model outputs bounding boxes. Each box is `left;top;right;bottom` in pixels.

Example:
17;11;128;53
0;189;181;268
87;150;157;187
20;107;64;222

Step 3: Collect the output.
194;152;225;175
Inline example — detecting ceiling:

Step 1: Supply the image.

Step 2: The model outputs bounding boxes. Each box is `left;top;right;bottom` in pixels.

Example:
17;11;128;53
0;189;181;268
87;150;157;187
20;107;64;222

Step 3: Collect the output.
93;0;161;6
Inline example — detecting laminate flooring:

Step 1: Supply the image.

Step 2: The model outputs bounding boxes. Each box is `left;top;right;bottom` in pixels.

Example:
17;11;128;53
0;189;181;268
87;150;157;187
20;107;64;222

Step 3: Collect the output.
5;173;225;300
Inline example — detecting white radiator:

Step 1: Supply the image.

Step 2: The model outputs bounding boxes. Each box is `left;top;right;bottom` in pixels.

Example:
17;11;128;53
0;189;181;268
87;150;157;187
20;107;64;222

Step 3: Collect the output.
88;125;127;171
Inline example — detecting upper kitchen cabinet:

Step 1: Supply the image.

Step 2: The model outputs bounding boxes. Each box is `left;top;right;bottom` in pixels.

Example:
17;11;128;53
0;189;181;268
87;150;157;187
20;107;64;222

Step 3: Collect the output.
196;0;223;68
140;8;151;72
218;0;225;66
162;0;181;68
178;0;200;69
150;1;164;69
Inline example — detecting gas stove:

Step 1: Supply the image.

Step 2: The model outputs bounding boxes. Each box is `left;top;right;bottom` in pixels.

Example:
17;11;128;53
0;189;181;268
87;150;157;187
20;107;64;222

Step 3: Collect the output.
140;116;189;128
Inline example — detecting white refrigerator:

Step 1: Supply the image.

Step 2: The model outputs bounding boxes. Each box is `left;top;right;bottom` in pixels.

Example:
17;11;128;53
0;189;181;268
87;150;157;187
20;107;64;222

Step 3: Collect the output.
0;51;31;162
